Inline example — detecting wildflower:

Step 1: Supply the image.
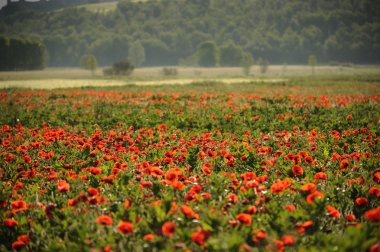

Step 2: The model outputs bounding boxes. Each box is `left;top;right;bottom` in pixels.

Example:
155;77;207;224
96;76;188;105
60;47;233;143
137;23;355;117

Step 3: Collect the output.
285;204;296;212
291;165;303;176
281;235;295;246
57;180;70;193
96;215;113;226
364;207;380;222
202;163;212;175
252;230;266;243
10;200;28;213
12;235;30;250
301;183;317;193
191;227;211;246
3;218;18;228
327;205;340;218
345;214;356;222
237;213;252;225
369;187;380;197
306;191;324;204
124;198;132;210
355;197;369;206
143;234;155;241
340;159;350;170
88;187;99;197
162;221;176;237
314;172;327;182
180;205;198;219
270;181;285;194
117;221;133;235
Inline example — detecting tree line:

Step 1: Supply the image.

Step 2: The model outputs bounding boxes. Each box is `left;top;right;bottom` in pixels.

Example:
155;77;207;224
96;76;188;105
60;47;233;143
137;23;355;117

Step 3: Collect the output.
0;35;47;70
0;0;379;69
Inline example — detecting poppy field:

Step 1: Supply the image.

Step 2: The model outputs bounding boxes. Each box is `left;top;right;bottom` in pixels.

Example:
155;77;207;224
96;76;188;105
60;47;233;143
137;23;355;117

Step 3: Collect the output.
0;80;379;251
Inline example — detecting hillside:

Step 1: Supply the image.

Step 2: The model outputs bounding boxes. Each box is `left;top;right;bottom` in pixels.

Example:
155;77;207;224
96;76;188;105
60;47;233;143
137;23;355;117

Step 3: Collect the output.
0;0;379;67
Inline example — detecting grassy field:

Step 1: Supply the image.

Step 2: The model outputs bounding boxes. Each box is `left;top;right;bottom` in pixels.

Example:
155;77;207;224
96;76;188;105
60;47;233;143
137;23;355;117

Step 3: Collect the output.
76;1;118;13
0;65;379;90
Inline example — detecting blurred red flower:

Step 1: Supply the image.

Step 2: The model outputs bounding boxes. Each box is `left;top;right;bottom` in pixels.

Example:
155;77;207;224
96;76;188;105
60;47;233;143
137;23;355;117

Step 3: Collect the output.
96;215;113;226
162;221;176;237
117;221;133;235
191;227;211;246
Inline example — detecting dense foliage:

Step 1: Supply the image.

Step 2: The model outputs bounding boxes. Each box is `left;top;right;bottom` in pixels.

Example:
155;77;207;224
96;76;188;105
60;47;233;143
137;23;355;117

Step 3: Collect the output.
0;35;47;71
0;0;379;67
0;80;379;251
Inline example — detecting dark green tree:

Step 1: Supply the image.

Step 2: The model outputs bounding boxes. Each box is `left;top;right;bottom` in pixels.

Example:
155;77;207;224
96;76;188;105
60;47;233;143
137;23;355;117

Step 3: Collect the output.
197;40;218;67
219;41;244;67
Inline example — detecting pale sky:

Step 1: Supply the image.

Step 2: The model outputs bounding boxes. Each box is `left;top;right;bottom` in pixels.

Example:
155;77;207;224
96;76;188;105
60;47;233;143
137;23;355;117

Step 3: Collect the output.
0;0;6;10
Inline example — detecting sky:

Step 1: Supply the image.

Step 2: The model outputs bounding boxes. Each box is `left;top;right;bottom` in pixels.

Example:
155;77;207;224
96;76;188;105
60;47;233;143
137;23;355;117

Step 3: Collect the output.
0;0;6;9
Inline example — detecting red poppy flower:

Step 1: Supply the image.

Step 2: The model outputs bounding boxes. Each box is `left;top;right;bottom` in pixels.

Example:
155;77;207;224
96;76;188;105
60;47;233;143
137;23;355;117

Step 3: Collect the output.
202;163;212;175
12;235;30;250
369;187;380;197
345;214;356;222
57;180;70;193
191;227;211;246
143;233;155;241
88;187;99;197
246;205;257;214
291;165;303;176
96;215;113;226
236;213;252;225
124;198;132;210
252;230;266;243
12;241;26;250
270;181;285;194
306;191;324;204
364;207;380;222
180;205;197;219
162;221;176;237
117;221;133;235
285;204;296;212
340;159;350;170
281;235;295;246
10;200;28;213
355;197;369;206
172;181;184;190
3;218;18;228
88;167;102;175
301;183;317;193
314;172;327;182
327;205;340;218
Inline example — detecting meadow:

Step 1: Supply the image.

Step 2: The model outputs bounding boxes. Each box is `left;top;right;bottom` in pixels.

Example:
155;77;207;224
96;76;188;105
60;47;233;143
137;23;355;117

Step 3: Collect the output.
0;70;379;251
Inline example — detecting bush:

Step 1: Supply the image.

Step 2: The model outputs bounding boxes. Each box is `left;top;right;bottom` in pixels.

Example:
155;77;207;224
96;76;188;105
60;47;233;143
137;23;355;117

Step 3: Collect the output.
161;67;178;76
103;60;134;76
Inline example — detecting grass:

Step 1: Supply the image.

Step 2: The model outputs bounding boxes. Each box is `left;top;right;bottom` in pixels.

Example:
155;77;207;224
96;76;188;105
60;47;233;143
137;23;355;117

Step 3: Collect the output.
0;65;379;90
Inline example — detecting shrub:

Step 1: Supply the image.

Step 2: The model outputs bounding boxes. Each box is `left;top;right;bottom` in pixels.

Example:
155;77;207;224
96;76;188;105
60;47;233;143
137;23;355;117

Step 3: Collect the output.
161;67;178;76
103;60;134;76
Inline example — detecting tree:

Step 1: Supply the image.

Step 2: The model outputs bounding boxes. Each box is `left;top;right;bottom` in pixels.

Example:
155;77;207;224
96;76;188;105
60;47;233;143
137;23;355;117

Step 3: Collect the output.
258;58;269;74
197;41;218;67
80;54;97;76
128;41;145;67
0;36;47;71
219;41;244;66
241;53;253;76
103;60;134;76
308;54;317;74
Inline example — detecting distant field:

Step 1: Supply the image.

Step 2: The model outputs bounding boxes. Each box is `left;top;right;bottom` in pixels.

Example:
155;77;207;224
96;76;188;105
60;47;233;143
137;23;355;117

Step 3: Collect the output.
0;65;379;90
75;0;150;13
76;1;118;13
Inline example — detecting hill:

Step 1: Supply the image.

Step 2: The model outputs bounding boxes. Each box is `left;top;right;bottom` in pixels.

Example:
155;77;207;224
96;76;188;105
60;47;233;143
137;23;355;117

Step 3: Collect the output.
0;0;379;67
